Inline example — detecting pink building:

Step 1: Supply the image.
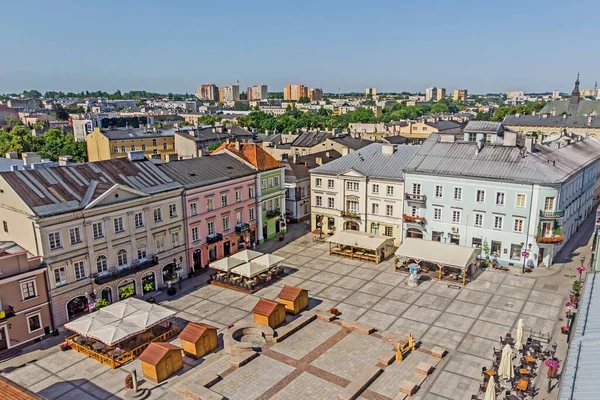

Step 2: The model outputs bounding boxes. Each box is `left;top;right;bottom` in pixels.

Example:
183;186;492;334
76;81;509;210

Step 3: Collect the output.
158;154;258;271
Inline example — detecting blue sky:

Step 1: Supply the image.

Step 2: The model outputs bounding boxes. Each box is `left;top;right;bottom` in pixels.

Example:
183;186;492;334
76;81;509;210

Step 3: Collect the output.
1;0;598;94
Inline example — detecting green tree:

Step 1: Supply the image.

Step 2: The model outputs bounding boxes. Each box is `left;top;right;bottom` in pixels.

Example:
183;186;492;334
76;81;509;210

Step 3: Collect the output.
52;104;70;121
197;115;221;126
4;116;23;130
298;96;311;104
430;102;449;114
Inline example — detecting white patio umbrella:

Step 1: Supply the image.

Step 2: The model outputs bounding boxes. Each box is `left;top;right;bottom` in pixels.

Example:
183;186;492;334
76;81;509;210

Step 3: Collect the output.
251;253;285;267
229;249;262;262
514;319;524;355
210;257;245;272
484;375;496;400
498;344;514;379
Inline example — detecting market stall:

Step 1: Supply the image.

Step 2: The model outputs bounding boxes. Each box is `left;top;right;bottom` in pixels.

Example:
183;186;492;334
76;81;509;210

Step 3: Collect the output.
326;230;396;263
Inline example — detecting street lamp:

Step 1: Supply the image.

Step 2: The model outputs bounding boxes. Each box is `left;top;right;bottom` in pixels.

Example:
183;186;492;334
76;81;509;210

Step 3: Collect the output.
579;255;587;281
521;242;533;274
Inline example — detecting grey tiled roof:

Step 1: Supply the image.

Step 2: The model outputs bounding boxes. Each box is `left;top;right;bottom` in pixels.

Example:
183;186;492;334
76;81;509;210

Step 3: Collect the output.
291;131;331;148
327;135;374;150
404;134;600;184
504;114;600;128
0;158;24;172
157;154;255;189
540;99;600;117
463;121;504;134
310;143;420;180
101;128;175;140
424;120;461;131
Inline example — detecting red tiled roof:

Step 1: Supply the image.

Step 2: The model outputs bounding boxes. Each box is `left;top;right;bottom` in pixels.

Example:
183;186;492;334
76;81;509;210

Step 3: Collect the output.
252;298;280;316
212;142;281;171
179;322;217;343
0;376;45;400
138;342;181;365
278;285;306;301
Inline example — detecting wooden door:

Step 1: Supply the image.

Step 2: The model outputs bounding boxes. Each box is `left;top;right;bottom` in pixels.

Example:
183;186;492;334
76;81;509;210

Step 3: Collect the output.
538;248;544;267
0;326;8;351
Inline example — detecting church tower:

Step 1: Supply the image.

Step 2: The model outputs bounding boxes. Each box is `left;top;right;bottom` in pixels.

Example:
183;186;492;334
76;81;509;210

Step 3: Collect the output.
570;73;581;104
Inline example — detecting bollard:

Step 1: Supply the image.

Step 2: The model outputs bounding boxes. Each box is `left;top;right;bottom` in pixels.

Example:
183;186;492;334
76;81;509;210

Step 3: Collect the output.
132;369;139;393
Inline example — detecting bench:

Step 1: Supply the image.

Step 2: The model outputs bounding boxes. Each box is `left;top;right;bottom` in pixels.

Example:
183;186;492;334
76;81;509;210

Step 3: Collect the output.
341;320;376;335
338;366;383;400
399;380;417;396
431;346;446;358
315;311;336;322
275;313;317;342
378;350;396;366
229;352;259;368
416;362;433;375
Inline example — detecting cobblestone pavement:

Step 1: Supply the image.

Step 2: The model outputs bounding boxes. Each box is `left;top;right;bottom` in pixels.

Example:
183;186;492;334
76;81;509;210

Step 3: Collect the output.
0;215;594;399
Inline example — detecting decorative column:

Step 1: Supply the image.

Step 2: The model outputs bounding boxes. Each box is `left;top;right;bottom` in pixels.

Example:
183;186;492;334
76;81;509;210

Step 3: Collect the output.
257;201;264;243
143;207;152;254
103;217;113;266
84;221;95;275
127;211;137;262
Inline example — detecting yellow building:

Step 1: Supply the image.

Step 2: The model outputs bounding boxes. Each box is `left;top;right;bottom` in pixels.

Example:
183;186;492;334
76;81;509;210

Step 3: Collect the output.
366;87;377;97
453;89;468;102
218;88;226;103
86;127;176;162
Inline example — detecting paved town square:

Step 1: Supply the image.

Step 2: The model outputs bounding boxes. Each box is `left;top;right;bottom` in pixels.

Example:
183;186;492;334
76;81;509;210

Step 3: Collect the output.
0;227;581;400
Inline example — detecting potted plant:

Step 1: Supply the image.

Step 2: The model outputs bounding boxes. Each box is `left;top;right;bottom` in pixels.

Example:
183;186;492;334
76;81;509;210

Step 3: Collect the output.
544;358;560;377
482;241;490;261
329;307;340;316
59;342;70;351
95;299;109;310
167;286;176;296
120;286;135;299
561;325;570;334
144;282;155;293
124;373;134;390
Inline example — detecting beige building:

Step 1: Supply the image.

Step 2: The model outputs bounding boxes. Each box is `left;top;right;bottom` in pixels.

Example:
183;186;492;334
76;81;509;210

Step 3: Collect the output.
503;114;600;138
86;127;176;162
453;89;468;103
425;87;436;102
0;241;53;351
365;88;377;97
197;84;219;101
248;85;268;101
223;85;240;102
436;88;446;101
218;88;225;103
0;154;187;327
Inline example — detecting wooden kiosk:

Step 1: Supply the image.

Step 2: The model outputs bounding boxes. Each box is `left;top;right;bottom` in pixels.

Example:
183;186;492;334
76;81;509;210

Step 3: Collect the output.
138;342;183;383
253;298;286;328
278;285;309;315
179;322;219;358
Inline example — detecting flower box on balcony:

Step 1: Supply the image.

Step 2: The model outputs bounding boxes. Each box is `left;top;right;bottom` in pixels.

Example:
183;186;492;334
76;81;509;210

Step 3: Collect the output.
402;214;426;224
405;193;426;202
536;235;564;244
340;211;360;218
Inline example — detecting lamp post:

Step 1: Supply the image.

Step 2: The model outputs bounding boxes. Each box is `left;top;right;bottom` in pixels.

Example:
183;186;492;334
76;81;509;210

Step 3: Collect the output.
579;255;586;281
521;242;532;274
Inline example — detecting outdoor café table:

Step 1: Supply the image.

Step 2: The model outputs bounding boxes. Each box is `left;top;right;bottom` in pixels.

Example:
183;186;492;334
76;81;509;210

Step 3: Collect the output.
507;395;522;400
92;342;104;351
519;368;529;375
524;356;536;364
516;379;528;392
485;370;496;377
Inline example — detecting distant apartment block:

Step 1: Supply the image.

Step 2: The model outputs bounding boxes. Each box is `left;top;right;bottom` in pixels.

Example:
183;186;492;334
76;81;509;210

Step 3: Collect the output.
197;84;219;101
247;85;268;101
86;127;176;162
453;89;468;103
223;85;240;102
425;87;436;102
284;84;308;101
365;88;377;97
218;88;225;103
436;88;446;100
308;88;323;101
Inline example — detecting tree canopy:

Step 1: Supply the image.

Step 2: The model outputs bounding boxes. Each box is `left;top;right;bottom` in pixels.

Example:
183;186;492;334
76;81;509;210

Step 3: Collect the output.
0;126;87;163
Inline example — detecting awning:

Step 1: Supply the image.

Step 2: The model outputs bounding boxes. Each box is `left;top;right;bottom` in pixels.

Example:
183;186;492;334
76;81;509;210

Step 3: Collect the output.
326;230;395;251
210;257;246;272
395;238;480;269
231;262;270;278
64;297;175;346
229;249;262;262
251;254;285;268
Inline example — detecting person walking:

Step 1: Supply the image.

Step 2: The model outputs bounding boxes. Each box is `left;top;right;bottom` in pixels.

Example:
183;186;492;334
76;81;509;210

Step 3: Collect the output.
252;241;256;250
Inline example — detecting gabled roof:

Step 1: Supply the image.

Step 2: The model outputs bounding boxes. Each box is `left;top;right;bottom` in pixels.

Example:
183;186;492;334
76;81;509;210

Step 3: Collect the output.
504;114;600;128
252;298;281;316
284;150;342;183
138;342;181;365
463;121;504;134
212;142;282;171
327;135;373;150
0;376;45;400
179;322;217;343
278;285;306;301
0;158;181;217
291;131;331;148
157;154;255;189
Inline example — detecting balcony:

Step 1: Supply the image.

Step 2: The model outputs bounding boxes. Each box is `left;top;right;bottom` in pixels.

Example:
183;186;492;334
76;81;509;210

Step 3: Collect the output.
340;210;360;219
0;306;15;321
206;233;223;244
266;208;281;219
539;210;564;219
235;223;250;233
536;234;565;244
93;255;159;285
403;214;426;225
405;193;427;203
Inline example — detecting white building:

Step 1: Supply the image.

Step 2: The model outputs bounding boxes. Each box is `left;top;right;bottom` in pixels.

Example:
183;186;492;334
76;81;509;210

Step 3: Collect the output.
310;143;420;246
223;85;240;102
402;124;600;267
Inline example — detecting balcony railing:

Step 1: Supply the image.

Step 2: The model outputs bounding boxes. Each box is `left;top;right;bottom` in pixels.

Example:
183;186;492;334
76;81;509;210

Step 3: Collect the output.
93;255;159;285
340;210;360;218
206;233;223;244
266;208;281;219
536;234;565;244
0;306;15;321
235;223;250;233
403;214;426;224
539;210;564;219
405;193;427;203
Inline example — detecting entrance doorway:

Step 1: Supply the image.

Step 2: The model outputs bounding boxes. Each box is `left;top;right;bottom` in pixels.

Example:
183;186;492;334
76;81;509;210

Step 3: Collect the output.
193;249;202;270
162;263;177;284
263;223;268;240
406;228;424;239
223;241;231;256
101;287;112;304
66;296;88;321
538;248;545;267
275;220;281;233
345;221;359;231
0;326;8;351
142;272;156;294
250;230;256;245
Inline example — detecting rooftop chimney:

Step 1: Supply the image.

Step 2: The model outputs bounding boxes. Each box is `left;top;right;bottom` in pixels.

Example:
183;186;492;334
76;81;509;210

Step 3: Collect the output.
22;152;41;166
234;141;241;151
476;138;485;154
5;152;18;159
503;131;517;147
440;134;455;143
127;150;145;161
524;136;535;153
58;155;72;166
315;157;323;166
342;147;350;156
382;144;396;155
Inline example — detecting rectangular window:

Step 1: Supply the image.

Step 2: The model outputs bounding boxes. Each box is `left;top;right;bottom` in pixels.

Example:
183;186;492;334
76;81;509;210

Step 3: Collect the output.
121;146;125;153
510;244;522;260
235;190;242;203
472;237;482;248
171;231;180;246
249;187;255;198
386;205;394;217
155;236;165;253
435;185;443;198
452;210;461;223
453;187;462;201
222;216;229;231
134;212;144;228
347;181;359;191
316;196;322;207
433;207;442;221
544;197;555;211
207;221;215;235
274;176;280;187
92;222;103;239
384;226;393;236
53;267;66;286
432;231;443;242
142;144;146;151
410;206;418;217
315;178;322;188
346;200;359;213
493;215;503;230
153;208;162;222
152;139;157;146
192;227;199;242
137;246;147;259
474;213;483;227
372;203;379;215
386;186;394;196
516;194;526;208
268;177;273;187
48;232;62;250
513;218;524;233
190;202;198;216
206;197;213;211
113;146;119;153
131;145;136;151
327;179;334;189
491;240;502;256
27;314;42;333
236;211;242;224
328;197;335;208
412;183;421;195
69;227;82;245
372;184;379;194
20;281;37;300
73;260;85;280
261;179;267;190
114;217;124;233
249;208;255;221
370;223;379;234
274;197;280;209
495;192;505;206
163;143;167;150
476;190;485;203
221;194;228;207
168;203;177;218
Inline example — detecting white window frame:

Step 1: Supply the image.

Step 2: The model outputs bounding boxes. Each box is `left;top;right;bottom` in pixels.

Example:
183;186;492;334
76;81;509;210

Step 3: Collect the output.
73;260;86;280
315;196;323;207
114;217;124;233
452;210;461;223
328;197;335;209
495;191;506;206
433;207;442;221
134;212;144;228
513;218;524;233
190;202;198;216
476;189;486;203
372;184;379;194
171;231;180;246
249;186;255;198
453;187;462;201
153;208;162;223
249;208;255;221
327;179;334;189
346;181;359;191
235;189;242;203
474;212;484;227
69;227;82;245
412;183;421;195
386;204;394;217
207;220;215;235
92;222;104;239
222;216;230;231
191;226;199;242
435;185;443;199
372;203;379;215
515;194;526;208
315;178;322;188
48;232;62;250
53;267;67;286
386;185;394;196
117;249;128;266
26;312;43;334
221;194;228;207
20;279;37;301
493;215;504;230
96;255;108;274
206;197;213;211
168;203;178;218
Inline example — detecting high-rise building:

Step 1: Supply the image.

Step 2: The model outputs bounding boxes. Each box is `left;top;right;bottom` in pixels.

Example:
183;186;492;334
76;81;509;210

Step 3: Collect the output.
197;84;219;101
436;88;446;101
365;88;377;97
284;84;308;101
248;84;268;101
453;89;468;102
218;88;225;103
425;87;436;102
223;85;240;102
309;88;323;101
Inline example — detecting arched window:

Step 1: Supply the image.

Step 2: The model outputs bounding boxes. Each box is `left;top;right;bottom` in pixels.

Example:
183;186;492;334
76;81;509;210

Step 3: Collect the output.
117;249;128;266
96;255;108;273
